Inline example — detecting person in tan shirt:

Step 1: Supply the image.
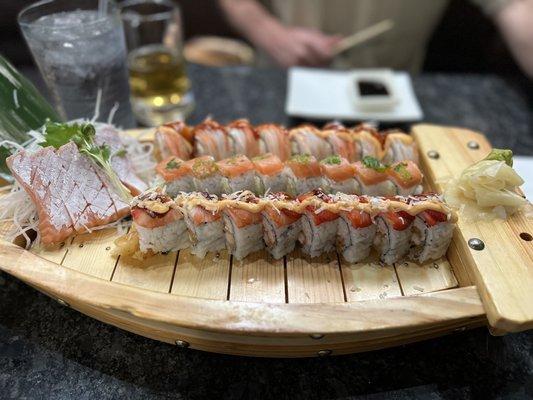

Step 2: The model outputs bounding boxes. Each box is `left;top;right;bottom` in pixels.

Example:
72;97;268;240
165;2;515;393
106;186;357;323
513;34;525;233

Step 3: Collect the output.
219;0;533;77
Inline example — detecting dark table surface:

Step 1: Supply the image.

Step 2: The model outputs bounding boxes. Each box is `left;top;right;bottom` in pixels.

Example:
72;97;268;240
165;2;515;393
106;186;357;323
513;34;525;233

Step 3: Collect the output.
1;66;533;400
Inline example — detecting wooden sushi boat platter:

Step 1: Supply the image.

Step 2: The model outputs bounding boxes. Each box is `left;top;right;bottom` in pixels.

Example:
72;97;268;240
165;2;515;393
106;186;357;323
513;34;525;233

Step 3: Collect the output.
0;124;531;357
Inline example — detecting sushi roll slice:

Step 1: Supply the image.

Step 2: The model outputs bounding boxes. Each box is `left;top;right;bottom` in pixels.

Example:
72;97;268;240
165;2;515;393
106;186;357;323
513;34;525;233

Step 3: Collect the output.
217;155;257;194
154;121;193;161
351;125;383;159
410;209;454;263
256;124;291;161
193;119;232;160
222;191;264;260
298;190;339;257
226;119;260;158
261;192;302;259
353;157;396;196
131;190;189;253
182;193;226;258
325;129;360;162
337;202;376;263
289;125;332;161
286;154;325;196
191;156;224;195
374;210;415;264
252;153;293;195
387;160;424;196
320;155;360;194
382;131;419;164
155;156;195;196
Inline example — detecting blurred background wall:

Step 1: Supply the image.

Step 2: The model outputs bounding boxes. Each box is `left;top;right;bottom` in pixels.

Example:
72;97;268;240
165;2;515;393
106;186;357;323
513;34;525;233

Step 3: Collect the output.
0;0;523;76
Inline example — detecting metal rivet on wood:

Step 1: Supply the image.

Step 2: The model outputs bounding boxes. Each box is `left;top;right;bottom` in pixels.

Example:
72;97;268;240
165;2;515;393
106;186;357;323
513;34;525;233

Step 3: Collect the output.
175;340;190;348
468;238;485;251
467;141;480;150
317;349;332;357
427;150;440;159
454;326;467;332
105;246;111;251
310;333;324;340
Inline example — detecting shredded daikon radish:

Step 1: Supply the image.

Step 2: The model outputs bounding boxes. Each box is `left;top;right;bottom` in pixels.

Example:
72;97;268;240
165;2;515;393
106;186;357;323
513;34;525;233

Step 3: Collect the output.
444;149;529;220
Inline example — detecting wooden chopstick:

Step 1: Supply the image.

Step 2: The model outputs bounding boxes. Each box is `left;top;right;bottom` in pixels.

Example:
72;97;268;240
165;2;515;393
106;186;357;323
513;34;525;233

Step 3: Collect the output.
332;19;394;55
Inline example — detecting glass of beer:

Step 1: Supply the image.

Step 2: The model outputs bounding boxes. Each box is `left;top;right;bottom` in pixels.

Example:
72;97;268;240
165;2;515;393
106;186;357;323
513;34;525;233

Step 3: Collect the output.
120;0;194;126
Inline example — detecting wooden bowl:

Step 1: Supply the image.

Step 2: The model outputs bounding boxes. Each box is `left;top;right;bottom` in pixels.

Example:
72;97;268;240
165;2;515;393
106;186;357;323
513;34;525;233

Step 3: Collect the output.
0;124;531;357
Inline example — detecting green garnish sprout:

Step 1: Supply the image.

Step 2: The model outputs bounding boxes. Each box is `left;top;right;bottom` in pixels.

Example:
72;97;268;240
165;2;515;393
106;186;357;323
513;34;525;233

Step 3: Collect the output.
362;156;387;172
483;148;514;167
321;155;342;165
290;154;312;164
393;162;412;180
165;159;181;170
41;122;132;202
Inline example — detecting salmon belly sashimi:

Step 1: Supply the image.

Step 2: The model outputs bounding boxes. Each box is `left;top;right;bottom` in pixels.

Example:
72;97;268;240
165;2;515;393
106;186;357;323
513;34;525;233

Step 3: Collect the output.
7;142;130;245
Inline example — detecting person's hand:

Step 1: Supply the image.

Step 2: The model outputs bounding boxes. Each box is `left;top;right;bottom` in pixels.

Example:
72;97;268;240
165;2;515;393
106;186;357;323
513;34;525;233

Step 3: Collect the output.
259;25;342;67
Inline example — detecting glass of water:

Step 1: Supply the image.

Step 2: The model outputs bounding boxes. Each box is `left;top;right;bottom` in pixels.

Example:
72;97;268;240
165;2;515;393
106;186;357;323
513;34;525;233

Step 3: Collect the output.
120;0;194;126
18;0;136;128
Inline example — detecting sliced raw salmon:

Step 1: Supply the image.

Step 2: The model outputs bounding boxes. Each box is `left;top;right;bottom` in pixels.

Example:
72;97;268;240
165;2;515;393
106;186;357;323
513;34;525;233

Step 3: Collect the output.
225;207;262;228
155;156;194;182
7;142;129;245
353;158;389;185
227;119;260;157
217;155;254;178
190;205;221;225
251;153;284;176
320;155;356;182
286;154;321;178
387;160;423;189
193;119;231;160
256;124;291;161
154;123;193;161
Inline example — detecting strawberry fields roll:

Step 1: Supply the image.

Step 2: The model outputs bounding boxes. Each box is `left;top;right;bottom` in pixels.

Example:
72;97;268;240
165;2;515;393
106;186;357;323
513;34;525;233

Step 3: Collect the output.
337;198;376;263
252;153;293;195
374;210;415;265
222;191;264;260
297;190;339;257
191;156;224;195
182;193;226;258
353;157;396;196
155;156;195;196
286;154;325;196
131;190;189;254
320;155;360;195
261;193;302;259
410;208;454;263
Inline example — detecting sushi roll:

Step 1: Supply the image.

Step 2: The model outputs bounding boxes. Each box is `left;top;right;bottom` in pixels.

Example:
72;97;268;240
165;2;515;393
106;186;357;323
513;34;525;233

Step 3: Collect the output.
374;210;415;264
324;129;360;162
382;131;419;164
154;121;193;161
298;190;339;257
131;190;189;253
155;156;195;196
261;192;302;259
193;119;232;160
222;191;264;260
387;160;424;196
181;193;226;258
226;119;260;158
256;124;291;161
289;125;332;161
353;157;396;196
320;155;360;194
217;155;257;194
337;201;376;263
252;153;293;195
351;125;383;159
410;208;454;263
191;156;224;195
286;154;325;196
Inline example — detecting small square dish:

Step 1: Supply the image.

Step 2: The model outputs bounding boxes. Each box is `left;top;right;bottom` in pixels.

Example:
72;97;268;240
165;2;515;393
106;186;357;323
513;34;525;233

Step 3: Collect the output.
286;67;423;122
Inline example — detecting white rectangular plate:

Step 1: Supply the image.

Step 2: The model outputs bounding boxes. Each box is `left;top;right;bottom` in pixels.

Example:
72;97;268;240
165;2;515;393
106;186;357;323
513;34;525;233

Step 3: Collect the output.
286;67;423;122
